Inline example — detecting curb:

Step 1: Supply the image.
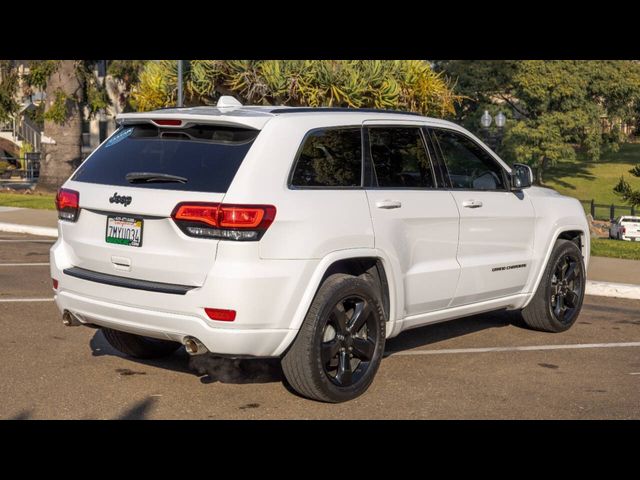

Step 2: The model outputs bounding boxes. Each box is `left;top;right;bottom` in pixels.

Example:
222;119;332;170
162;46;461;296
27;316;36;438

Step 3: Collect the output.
586;280;640;301
0;222;58;238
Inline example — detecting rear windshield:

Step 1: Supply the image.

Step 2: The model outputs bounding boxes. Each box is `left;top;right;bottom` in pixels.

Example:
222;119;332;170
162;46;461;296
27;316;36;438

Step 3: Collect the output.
622;217;640;223
72;124;259;193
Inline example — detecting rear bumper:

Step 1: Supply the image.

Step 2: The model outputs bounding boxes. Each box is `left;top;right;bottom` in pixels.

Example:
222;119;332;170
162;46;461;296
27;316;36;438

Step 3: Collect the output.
54;289;296;357
50;237;317;357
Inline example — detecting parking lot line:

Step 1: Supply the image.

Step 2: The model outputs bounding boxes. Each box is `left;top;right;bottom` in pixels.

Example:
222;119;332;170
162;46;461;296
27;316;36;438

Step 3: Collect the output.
0;239;55;243
0;263;50;266
388;341;640;356
0;298;54;303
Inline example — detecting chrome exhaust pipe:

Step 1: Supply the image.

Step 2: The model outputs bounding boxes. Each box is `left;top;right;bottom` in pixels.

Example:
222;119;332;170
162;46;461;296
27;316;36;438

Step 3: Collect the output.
62;310;82;327
183;336;209;355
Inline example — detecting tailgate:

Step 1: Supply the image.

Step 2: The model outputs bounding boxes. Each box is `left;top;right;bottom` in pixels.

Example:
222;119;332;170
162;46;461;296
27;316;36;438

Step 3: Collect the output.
60;182;223;286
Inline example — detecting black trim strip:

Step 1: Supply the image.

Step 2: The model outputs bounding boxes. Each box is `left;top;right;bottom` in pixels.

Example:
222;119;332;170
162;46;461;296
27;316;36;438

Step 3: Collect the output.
63;267;196;295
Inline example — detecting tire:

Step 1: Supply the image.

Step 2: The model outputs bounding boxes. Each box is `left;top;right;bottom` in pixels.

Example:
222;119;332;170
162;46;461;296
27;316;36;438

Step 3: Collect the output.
281;273;386;403
521;239;586;332
102;328;182;359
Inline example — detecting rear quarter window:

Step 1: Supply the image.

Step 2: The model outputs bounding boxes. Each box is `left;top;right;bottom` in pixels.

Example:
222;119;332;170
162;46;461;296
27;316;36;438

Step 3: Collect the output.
290;128;362;187
72;124;259;193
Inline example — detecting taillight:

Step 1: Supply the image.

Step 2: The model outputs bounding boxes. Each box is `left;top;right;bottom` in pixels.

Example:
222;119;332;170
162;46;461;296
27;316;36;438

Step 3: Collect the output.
52;278;58;290
172;202;276;241
622;226;626;235
204;308;236;322
55;188;80;222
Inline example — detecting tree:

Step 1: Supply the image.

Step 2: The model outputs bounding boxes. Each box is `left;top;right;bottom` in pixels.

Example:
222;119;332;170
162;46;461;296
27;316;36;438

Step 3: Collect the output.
106;60;146;113
437;61;640;184
26;60;109;191
130;60;460;117
0;60;19;123
614;165;640;207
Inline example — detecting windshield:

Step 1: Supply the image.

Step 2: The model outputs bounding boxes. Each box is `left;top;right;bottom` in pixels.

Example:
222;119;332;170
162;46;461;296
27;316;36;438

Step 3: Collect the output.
72;123;259;193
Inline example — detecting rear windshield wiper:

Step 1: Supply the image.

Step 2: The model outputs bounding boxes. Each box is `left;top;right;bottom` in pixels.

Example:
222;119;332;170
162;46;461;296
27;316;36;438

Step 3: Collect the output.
126;172;188;184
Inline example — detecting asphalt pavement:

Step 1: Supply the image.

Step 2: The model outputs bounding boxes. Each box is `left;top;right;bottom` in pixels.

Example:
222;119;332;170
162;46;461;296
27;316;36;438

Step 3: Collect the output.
1;232;639;419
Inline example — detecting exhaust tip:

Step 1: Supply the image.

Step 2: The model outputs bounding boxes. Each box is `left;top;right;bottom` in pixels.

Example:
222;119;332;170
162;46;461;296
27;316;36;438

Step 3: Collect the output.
183;337;208;355
62;310;81;327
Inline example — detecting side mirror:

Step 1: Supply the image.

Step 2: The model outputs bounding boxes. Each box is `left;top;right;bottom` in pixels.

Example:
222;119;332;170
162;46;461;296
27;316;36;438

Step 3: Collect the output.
511;163;533;190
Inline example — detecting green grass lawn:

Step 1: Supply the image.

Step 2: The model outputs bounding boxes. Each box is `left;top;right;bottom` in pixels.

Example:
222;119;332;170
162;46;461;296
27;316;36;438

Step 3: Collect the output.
544;142;640;208
591;238;640;261
0;192;56;210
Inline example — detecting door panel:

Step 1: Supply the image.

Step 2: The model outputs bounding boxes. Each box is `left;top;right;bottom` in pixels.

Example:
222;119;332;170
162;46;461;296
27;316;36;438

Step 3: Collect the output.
364;124;460;316
366;190;460;314
449;190;535;305
428;127;535;305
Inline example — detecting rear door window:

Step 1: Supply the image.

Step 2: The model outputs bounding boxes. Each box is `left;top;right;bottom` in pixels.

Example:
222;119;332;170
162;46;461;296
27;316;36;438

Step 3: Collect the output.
368;127;435;188
72;124;259;193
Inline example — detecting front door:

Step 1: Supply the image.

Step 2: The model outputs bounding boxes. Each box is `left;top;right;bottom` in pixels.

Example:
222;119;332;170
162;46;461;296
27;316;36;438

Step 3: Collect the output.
364;125;460;316
429;127;535;306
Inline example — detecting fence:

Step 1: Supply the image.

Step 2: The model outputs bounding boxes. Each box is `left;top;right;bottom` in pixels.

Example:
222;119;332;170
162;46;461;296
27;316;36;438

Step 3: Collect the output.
580;199;637;221
0;153;40;182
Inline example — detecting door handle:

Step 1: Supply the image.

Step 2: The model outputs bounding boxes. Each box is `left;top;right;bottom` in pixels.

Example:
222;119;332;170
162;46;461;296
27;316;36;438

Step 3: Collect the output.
462;200;483;209
375;200;402;209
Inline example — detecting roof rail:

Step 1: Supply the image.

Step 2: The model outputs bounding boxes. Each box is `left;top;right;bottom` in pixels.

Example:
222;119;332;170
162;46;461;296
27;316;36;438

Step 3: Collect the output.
268;107;424;116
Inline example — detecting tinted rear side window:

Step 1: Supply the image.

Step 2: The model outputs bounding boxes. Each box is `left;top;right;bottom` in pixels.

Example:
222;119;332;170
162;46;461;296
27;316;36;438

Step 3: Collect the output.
291;128;362;187
368;127;435;188
72;124;259;193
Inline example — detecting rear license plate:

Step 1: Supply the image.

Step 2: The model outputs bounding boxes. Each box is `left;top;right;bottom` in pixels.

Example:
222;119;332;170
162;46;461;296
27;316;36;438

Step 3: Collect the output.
106;216;143;247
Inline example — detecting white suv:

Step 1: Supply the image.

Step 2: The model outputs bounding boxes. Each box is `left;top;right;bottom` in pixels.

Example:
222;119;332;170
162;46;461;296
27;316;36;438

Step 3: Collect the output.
51;98;590;402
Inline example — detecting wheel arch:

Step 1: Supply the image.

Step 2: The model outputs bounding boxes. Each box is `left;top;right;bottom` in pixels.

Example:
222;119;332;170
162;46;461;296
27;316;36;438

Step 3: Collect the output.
520;225;590;310
279;249;401;349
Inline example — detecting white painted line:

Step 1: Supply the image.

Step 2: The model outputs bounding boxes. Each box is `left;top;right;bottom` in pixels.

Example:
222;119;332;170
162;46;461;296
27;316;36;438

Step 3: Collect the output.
0;222;58;238
586;280;640;300
0;298;54;303
629;372;640;376
388;341;640;356
0;262;49;266
0;207;23;212
0;239;55;243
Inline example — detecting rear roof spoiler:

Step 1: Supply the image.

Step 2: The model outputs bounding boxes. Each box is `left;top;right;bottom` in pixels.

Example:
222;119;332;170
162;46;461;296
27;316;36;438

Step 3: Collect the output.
116;111;271;130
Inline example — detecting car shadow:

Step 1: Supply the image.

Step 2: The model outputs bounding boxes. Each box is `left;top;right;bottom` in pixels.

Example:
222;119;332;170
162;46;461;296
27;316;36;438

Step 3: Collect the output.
384;309;523;356
88;310;523;390
89;329;283;385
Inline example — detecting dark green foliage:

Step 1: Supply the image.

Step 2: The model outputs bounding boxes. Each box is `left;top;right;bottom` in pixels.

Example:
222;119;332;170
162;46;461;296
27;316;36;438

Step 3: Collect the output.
437;61;640;184
614;165;640;207
0;60;19;122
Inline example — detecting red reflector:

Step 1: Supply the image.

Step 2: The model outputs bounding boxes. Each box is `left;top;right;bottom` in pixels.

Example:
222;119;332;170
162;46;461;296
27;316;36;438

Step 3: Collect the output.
204;308;236;322
55;188;79;211
52;278;58;290
153;119;182;126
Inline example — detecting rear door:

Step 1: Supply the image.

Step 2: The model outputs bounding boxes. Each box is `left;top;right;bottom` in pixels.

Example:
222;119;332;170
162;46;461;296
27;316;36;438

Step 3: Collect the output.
61;122;259;286
364;123;460;316
428;127;535;305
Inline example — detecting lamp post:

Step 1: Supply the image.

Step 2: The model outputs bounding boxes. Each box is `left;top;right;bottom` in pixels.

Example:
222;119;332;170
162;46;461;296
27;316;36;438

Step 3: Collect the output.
177;60;183;107
479;110;506;151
